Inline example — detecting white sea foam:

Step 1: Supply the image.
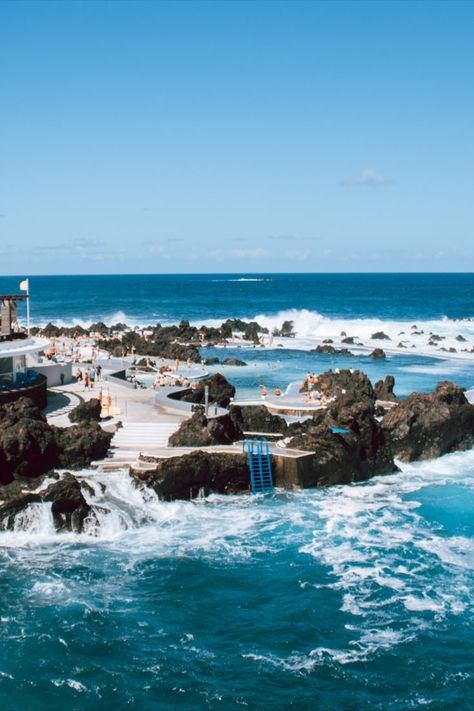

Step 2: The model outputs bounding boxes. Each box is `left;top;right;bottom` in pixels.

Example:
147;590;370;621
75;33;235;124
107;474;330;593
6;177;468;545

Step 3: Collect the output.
1;447;473;665
52;678;87;692
31;581;69;599
29;307;474;360
191;309;474;367
294;450;474;660
32;310;144;329
249;308;474;357
212;278;270;282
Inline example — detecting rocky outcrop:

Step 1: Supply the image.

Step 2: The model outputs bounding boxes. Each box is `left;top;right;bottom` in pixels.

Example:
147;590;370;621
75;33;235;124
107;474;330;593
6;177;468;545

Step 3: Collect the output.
55;422;113;469
287;369;397;486
92;317;269;359
370;348;386;359
311;345;353;356
222;358;247;366
0;473;92;533
289;424;364;487
0;398;58;484
230;405;288;436
42;475;93;532
178;373;236;408
382;381;474;462
374;375;397;402
68;398;102;423
314;369;376;405
371;331;390;340
132;451;249;499
168;409;241;447
289;408;396;486
0;397;113;485
168;405;288;447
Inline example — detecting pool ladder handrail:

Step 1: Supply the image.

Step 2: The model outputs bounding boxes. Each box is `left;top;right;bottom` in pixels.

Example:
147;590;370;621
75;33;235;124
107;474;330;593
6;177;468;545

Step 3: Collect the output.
242;437;274;494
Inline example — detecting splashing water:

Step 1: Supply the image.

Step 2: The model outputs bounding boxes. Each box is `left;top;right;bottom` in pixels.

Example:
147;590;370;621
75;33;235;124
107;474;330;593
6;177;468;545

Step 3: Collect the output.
1;448;473;709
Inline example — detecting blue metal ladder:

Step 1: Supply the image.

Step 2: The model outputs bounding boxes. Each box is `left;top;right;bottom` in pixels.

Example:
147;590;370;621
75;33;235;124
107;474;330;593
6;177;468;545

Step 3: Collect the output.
242;438;274;494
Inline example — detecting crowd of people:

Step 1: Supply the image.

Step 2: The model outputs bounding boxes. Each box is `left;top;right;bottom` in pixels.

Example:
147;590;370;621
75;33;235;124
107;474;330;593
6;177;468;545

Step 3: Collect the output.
153;374;191;389
76;364;102;390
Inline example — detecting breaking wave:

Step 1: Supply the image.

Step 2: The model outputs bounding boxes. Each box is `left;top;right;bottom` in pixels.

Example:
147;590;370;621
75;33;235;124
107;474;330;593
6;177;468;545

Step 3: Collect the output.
252;308;474;342
211;278;272;283
1;448;474;667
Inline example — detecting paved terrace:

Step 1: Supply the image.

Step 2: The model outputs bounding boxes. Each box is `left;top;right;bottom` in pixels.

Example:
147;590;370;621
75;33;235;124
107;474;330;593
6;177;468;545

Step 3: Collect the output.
45;367;188;429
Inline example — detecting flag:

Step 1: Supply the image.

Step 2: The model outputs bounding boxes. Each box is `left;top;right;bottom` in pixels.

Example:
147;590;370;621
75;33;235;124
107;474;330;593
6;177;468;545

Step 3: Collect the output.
19;279;29;292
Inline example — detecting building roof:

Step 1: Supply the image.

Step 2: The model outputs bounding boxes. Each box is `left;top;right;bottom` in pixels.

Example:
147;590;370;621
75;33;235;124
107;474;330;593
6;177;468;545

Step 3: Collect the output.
0;336;50;359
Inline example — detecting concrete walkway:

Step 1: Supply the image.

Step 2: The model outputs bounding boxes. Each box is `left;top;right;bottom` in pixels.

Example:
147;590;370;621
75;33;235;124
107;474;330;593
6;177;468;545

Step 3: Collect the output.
44;372;187;429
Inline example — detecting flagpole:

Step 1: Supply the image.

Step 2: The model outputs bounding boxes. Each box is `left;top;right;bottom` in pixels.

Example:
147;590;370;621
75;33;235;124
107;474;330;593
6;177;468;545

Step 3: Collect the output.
19;278;30;334
27;285;30;336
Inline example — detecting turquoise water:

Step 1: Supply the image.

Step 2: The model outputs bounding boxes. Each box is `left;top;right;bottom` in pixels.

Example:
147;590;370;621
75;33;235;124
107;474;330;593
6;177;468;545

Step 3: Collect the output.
1;457;473;709
0;273;473;708
202;347;474;398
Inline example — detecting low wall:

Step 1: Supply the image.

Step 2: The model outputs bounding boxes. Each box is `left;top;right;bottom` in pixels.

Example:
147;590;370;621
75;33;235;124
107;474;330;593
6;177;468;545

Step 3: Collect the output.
104;369;137;390
34;361;73;387
154;387;228;418
0;373;47;409
272;452;315;489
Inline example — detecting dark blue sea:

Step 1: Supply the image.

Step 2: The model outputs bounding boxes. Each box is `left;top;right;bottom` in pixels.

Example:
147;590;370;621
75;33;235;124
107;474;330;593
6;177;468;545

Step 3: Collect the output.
1;273;473;710
2;272;474;325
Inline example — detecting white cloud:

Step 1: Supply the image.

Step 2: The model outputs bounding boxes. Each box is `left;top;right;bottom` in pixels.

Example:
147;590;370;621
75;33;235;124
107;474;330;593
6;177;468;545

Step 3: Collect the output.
231;247;268;259
284;249;311;261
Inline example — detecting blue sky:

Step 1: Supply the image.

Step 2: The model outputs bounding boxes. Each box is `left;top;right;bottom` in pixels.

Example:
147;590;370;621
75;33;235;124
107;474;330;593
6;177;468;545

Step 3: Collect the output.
1;0;473;274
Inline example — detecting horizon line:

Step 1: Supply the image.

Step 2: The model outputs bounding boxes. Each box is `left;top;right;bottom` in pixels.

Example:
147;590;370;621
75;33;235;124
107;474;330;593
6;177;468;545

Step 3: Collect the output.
2;271;474;278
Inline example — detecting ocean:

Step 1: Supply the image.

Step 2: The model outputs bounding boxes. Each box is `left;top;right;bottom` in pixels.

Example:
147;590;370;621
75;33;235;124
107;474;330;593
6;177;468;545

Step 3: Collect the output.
1;273;473;709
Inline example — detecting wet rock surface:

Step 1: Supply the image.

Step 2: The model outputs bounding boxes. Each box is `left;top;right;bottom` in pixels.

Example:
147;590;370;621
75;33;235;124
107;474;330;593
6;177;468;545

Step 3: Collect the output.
0;472;93;533
0;397;113;485
311;345;354;356
288;371;397;487
222;358;247;366
371;331;391;340
132;451;249;500
381;381;474;462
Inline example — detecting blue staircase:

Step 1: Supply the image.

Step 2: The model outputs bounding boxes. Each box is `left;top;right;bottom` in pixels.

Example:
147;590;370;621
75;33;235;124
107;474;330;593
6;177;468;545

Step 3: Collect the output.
242;438;274;494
